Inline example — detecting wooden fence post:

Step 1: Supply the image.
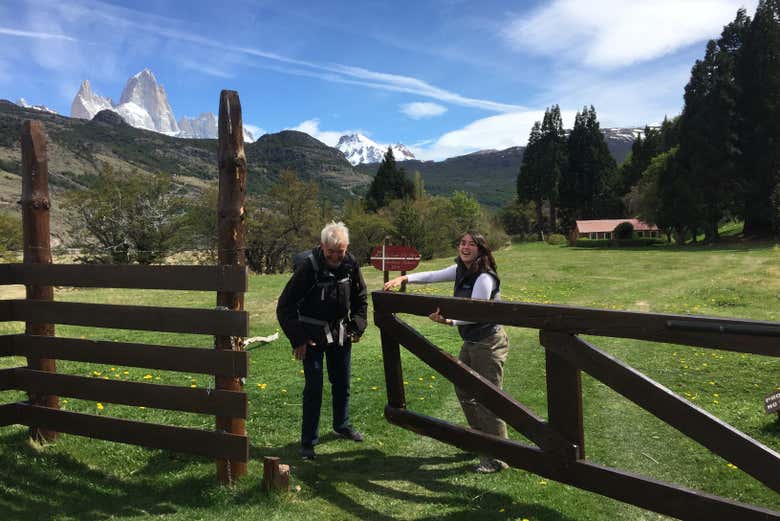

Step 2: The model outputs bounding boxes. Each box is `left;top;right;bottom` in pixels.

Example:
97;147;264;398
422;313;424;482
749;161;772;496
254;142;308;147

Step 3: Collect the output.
216;90;247;484
541;331;584;459
20;120;58;443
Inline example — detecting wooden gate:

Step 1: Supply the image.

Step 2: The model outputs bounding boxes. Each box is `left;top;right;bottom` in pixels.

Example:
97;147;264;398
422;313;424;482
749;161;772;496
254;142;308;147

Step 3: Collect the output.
373;291;780;520
0;90;249;484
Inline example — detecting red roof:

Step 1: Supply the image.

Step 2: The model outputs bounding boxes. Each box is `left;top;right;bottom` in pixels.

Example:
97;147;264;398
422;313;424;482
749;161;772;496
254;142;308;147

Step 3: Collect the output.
575;219;659;233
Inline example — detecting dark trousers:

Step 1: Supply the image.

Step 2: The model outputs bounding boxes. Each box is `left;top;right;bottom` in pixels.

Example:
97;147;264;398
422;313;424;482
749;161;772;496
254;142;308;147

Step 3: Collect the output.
301;341;351;447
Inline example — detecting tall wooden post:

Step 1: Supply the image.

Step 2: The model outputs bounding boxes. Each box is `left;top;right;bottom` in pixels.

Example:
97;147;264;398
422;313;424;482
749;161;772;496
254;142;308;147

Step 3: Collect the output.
216;90;247;484
20;120;58;442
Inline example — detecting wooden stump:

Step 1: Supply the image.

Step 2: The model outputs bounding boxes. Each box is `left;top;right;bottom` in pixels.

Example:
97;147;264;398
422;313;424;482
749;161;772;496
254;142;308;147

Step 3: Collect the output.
262;456;290;492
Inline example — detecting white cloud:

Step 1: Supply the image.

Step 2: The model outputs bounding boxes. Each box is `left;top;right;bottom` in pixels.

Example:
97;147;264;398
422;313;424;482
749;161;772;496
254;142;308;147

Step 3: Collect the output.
0;27;76;41
400;102;447;119
503;0;758;68
289;119;353;147
29;0;521;114
244;124;266;139
411;109;577;161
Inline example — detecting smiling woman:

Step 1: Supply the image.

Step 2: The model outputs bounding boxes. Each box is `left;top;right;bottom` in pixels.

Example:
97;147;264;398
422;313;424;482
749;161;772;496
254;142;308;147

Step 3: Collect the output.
384;230;511;473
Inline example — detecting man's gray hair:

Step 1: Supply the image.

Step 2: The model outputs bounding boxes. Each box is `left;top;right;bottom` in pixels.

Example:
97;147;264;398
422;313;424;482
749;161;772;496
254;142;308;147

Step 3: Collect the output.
321;221;350;246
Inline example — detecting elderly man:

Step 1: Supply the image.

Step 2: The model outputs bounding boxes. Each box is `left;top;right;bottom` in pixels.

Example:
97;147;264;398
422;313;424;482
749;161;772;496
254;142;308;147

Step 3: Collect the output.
276;221;368;460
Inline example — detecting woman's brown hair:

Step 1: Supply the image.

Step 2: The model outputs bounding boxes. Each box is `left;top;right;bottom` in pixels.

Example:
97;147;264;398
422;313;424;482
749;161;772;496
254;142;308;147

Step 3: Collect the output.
460;231;497;274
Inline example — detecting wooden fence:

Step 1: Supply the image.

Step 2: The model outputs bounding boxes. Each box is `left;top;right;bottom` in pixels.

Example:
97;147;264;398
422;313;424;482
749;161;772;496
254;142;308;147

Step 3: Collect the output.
0;90;249;484
373;291;780;521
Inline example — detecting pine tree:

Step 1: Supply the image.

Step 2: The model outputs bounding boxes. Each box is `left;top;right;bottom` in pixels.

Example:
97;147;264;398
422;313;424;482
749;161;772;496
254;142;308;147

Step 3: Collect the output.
560;106;617;229
517;121;545;238
365;147;415;211
537;105;567;230
735;0;780;236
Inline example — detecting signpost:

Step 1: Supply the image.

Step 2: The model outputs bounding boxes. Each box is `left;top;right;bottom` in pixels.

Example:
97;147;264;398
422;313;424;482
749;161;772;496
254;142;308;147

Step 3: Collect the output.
370;241;421;292
765;389;780;422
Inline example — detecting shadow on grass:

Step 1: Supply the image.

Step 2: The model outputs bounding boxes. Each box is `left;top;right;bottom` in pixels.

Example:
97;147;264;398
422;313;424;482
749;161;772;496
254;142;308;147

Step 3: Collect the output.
0;430;217;521
0;428;576;521
247;439;577;521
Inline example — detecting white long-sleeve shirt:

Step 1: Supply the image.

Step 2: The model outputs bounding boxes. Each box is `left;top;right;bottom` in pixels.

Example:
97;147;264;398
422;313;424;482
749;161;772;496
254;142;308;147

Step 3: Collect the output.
406;264;500;326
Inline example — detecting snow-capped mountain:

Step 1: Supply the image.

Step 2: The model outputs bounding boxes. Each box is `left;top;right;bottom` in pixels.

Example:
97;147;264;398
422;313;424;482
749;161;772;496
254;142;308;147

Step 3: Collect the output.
70;80;113;120
178;112;255;142
16;98;58;115
70;72;175;134
335;133;415;165
70;69;254;141
118;69;178;134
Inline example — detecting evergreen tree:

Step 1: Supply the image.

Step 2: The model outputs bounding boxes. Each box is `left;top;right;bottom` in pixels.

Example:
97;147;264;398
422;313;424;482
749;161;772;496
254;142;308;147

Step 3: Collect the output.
560;105;617;229
517;121;545;238
365;147;415;211
537;105;567;230
735;0;780;236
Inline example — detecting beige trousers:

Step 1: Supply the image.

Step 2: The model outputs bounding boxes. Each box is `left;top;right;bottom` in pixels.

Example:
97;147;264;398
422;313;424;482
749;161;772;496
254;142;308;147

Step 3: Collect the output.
455;327;509;439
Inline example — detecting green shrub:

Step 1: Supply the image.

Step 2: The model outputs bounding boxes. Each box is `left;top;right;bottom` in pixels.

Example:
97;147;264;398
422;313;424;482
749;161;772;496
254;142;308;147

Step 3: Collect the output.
546;233;567;245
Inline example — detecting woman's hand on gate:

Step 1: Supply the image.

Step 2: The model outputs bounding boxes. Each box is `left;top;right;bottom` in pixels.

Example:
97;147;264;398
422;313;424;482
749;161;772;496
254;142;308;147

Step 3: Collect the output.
384;275;408;291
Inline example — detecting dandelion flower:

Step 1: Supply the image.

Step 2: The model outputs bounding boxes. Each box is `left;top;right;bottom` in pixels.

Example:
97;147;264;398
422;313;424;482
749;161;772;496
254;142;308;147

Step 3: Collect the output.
281;389;287;393
96;403;104;410
123;370;129;375
92;371;101;377
143;374;153;380
371;386;378;391
190;384;197;388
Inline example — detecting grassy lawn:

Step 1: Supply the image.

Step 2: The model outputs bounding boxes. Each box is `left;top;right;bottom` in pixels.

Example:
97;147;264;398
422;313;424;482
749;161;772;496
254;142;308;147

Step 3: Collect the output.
0;241;778;520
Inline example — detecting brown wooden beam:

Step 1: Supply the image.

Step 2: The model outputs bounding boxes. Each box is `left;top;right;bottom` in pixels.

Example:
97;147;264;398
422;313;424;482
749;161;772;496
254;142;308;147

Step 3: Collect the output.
377;313;576;459
376;313;406;409
0;368;15;391
10;368;248;418
0;300;11;322
372;292;780;356
11;402;248;461
544;338;585;459
541;331;780;493
6;300;248;336
4;264;248;292
386;407;780;521
215;89;248;484
0;264;15;285
21;119;58;443
0;403;18;427
7;335;248;377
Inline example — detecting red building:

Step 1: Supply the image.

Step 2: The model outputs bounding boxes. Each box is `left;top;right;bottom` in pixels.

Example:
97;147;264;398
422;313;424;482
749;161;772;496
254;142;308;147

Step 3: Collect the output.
573;219;660;240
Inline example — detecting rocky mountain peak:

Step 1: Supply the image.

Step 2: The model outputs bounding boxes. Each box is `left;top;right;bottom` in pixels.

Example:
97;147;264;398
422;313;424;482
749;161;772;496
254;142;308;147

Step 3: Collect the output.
119;69;178;134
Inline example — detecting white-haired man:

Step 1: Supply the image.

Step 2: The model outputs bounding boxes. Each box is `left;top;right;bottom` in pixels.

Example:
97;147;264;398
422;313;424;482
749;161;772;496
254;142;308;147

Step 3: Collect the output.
276;221;368;460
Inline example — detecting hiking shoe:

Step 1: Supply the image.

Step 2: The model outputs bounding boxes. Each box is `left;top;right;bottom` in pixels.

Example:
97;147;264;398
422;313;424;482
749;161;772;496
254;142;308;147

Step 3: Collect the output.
300;445;316;460
333;426;364;442
473;458;509;474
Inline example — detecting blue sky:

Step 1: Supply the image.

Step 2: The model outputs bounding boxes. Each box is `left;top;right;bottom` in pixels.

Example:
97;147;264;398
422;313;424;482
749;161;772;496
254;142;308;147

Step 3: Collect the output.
0;0;758;160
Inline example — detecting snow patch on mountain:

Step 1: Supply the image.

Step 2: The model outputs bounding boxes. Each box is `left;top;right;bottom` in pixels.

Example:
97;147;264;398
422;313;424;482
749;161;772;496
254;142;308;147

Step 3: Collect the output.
178;112;255;142
16;98;58;114
335;133;415;165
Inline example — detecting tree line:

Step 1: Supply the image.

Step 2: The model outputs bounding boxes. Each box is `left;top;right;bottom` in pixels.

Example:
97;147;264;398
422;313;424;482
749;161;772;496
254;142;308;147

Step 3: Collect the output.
55;148;506;273
513;1;780;242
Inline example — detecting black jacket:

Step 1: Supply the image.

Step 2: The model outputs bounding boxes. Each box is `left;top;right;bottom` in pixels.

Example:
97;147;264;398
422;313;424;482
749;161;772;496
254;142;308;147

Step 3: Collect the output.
276;246;368;349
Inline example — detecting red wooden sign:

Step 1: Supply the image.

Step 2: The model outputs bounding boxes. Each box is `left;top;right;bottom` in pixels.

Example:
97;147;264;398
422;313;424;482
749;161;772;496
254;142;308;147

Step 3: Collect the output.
370;245;421;272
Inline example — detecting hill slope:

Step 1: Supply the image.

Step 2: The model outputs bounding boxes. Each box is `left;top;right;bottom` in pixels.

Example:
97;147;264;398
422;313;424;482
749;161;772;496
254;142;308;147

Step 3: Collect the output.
0;101;370;214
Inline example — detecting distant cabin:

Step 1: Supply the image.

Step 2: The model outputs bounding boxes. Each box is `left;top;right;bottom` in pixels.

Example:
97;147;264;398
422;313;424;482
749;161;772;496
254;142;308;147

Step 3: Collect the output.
573;219;661;240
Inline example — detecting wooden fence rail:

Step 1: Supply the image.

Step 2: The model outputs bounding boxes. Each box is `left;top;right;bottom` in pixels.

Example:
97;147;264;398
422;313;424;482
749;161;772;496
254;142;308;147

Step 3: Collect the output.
0;90;250;484
373;290;780;521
